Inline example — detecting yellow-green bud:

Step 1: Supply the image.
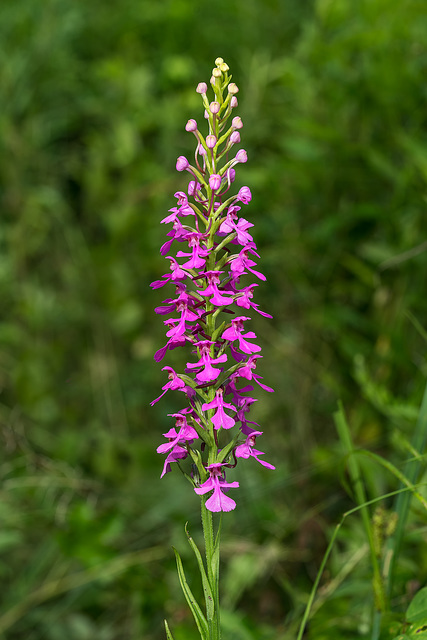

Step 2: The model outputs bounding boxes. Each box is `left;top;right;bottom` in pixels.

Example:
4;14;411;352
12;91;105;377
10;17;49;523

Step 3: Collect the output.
215;57;224;66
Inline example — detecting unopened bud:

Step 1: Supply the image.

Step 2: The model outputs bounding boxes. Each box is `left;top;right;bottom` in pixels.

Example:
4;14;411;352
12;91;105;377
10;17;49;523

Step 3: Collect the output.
176;156;189;171
215;57;224;66
212;68;222;78
198;143;206;156
232;116;243;130
230;131;240;144
227;168;236;183
188;180;201;196
185;119;198;132
196;82;207;94
220;62;229;72
230;96;238;108
209;174;222;191
209;101;220;114
228;83;239;95
235;149;247;163
206;135;217;149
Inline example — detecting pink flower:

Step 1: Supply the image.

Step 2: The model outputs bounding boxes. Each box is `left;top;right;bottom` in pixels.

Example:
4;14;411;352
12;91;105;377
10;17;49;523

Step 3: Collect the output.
237;187;252;204
209;174;222;191
157;413;198;455
187;340;227;383
196;271;234;306
222;316;261;354
194;463;239;512
150;366;187;406
235;431;275;469
202;388;236;430
176;156;189;171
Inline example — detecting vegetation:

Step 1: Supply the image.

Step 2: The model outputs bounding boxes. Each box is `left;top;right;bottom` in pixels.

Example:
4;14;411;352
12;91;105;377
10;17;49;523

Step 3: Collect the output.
1;0;427;637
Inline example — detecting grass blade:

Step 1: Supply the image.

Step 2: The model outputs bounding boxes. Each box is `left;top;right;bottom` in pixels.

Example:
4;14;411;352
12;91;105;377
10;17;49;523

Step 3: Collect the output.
386;379;427;596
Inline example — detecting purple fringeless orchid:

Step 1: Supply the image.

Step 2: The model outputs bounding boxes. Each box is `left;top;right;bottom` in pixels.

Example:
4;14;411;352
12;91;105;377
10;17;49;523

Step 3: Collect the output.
151;58;274;514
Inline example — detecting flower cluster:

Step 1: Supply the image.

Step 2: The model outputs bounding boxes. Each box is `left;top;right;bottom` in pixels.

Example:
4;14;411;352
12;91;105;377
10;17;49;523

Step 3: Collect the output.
151;58;274;512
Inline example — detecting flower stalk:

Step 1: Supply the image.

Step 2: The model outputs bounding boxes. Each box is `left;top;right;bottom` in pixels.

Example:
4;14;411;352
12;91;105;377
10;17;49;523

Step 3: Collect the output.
152;58;274;639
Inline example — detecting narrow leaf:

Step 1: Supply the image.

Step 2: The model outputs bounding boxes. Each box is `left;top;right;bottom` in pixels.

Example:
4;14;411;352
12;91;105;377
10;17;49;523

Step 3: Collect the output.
173;547;208;639
185;523;215;620
164;619;176;640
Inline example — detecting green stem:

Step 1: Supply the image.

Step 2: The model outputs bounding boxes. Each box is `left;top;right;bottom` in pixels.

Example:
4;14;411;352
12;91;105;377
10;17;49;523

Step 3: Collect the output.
201;499;221;639
333;403;387;621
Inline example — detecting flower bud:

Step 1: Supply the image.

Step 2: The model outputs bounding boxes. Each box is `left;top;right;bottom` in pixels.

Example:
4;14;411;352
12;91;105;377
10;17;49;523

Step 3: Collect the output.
215;57;224;66
230;131;240;144
188;180;201;196
185;119;198;132
237;186;252;204
197;143;206;156
212;68;222;78
230;96;238;108
232;116;243;130
204;109;209;119
196;82;207;94
227;168;236;183
220;62;229;72
209;101;220;114
206;135;217;149
209;174;222;191
235;149;247;163
176;156;189;171
228;83;239;95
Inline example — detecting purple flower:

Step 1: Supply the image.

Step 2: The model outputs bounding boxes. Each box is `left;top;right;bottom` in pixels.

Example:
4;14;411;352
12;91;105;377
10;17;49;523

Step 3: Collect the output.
194;463;239;512
235;431;275;469
233;355;274;392
176;233;210;270
187;340;227;383
237;187;252;204
150;366;187;406
176;156;189;171
229;244;266;281
196;271;234;306
209;174;222;191
161;445;188;478
202;388;236;430
222;316;261;355
151;60;275;501
157;413;199;455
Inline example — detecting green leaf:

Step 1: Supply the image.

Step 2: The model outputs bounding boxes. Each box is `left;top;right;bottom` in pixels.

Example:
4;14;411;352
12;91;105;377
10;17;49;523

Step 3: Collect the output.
407;587;427;623
173;547;208;639
407;621;427;637
185;523;215;621
164;619;176;640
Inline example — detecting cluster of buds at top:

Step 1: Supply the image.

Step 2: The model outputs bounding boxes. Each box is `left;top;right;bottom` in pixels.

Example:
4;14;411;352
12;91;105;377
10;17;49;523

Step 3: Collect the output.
151;58;275;513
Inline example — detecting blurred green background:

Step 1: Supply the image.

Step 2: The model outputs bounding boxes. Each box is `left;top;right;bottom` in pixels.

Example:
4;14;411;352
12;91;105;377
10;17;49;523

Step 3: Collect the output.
1;0;427;638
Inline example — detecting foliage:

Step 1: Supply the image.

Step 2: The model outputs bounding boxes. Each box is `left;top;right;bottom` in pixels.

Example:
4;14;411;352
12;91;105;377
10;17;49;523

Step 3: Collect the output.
1;0;427;637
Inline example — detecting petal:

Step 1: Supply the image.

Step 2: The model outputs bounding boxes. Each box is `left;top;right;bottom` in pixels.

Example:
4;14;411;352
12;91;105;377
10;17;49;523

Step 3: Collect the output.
205;487;236;512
